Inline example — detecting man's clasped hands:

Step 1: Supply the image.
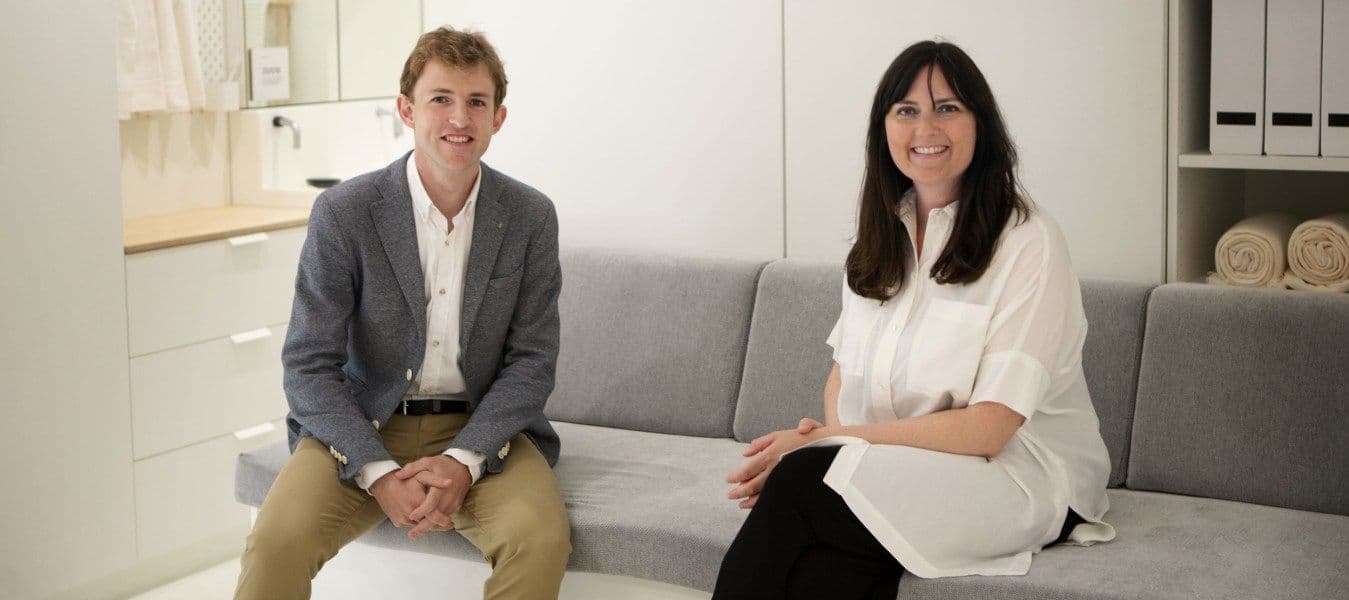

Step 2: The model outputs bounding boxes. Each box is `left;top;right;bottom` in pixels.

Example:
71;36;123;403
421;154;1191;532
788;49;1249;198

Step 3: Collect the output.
369;455;473;541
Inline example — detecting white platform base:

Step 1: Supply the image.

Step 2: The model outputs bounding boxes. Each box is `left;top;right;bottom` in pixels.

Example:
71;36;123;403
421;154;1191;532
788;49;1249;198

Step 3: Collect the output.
312;539;710;600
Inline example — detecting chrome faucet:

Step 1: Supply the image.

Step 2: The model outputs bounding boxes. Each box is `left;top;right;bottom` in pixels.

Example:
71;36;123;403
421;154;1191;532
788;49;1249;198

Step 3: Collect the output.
375;106;405;139
272;116;301;149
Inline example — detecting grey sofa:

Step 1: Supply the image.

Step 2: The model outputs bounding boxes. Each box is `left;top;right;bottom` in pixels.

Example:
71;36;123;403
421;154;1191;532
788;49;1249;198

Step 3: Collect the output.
236;249;1349;599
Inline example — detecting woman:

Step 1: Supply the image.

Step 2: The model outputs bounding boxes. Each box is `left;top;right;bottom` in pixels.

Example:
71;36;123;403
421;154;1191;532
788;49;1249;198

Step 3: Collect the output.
712;41;1116;599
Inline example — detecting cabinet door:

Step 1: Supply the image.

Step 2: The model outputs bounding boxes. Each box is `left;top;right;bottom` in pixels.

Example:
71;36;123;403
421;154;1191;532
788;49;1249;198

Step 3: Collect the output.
126;227;305;356
130;324;289;459
133;421;287;560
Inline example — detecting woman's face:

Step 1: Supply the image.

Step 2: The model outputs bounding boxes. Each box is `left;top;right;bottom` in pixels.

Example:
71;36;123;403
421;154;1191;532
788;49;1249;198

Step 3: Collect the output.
885;65;977;197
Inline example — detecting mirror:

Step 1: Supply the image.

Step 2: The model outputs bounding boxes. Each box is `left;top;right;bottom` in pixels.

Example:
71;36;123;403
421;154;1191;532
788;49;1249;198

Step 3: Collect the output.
242;0;421;107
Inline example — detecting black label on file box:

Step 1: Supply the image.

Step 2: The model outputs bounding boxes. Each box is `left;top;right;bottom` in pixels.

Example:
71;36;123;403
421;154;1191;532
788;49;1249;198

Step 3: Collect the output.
1329;114;1349;127
1216;112;1257;126
1270;112;1313;127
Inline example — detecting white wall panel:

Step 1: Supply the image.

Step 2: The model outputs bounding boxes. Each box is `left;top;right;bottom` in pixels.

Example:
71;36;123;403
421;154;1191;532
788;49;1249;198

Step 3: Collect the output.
784;0;1167;283
0;1;136;597
424;0;785;260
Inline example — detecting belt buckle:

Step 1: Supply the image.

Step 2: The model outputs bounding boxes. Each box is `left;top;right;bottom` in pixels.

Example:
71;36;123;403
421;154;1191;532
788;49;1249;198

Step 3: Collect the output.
401;400;409;415
431;399;442;413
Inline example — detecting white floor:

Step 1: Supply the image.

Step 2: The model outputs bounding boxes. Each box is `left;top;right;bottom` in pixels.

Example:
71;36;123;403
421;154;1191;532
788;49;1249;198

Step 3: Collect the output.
128;558;241;600
127;547;710;600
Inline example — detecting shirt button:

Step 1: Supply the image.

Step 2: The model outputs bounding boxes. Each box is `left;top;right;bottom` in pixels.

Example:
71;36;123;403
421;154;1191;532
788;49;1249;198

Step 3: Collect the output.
443;238;450;246
432;341;440;347
405;368;413;381
438;288;446;295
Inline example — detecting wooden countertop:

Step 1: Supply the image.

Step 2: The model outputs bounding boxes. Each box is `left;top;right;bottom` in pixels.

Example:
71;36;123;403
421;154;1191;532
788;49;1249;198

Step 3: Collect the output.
124;205;310;254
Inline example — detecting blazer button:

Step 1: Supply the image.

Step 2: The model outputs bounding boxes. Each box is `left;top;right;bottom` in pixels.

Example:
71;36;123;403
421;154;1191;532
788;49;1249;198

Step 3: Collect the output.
371;419;380;429
497;441;511;460
406;368;413;381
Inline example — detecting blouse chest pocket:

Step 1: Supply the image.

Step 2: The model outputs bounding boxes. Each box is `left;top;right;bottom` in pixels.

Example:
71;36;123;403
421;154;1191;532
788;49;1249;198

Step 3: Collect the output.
905;299;993;401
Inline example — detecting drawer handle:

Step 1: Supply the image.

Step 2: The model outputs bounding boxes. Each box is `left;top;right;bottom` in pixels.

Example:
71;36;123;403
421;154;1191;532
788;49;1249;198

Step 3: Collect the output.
230;328;273;345
228;232;270;247
234;422;277;441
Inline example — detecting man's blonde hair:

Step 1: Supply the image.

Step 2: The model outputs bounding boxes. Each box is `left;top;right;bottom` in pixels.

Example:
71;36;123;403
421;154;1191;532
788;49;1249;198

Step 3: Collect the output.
399;26;508;106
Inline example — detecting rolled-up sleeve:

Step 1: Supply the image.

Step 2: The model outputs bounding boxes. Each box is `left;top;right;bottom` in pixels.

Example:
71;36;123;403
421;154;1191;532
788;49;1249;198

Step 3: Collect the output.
969;222;1086;419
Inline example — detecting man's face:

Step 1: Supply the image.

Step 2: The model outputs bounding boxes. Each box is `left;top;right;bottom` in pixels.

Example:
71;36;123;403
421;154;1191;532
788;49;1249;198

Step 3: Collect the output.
397;60;506;174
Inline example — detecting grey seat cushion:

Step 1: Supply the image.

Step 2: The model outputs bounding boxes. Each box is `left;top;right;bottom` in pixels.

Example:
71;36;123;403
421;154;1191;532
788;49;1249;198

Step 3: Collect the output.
733;258;1150;488
1078;279;1153;488
1129;284;1349;515
732;259;841;442
238;435;1349;598
544;249;765;438
898;489;1349;600
236;422;752;592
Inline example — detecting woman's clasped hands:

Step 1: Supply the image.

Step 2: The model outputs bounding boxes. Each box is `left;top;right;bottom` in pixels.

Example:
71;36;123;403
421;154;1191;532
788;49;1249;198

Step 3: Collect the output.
725;417;830;509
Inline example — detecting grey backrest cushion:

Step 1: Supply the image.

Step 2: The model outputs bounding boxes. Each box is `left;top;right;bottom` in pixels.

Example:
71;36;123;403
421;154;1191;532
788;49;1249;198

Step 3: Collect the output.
1128;283;1349;515
733;260;1149;488
1079;279;1154;488
544;248;766;438
732;260;842;442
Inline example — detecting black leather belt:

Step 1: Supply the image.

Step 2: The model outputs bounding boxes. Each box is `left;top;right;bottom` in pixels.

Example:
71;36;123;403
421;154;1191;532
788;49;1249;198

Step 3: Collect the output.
400;399;469;415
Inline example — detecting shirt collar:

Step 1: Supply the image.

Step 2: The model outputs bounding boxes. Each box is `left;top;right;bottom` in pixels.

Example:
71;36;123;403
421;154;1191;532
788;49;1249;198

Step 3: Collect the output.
895;188;959;223
406;152;480;227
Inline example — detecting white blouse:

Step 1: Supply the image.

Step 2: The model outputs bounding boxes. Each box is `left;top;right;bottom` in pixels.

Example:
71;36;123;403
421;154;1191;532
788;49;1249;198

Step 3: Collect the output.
814;190;1116;578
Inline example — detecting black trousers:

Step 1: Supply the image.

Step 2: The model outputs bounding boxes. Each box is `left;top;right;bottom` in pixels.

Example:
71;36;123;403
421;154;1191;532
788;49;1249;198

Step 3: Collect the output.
712;446;1085;600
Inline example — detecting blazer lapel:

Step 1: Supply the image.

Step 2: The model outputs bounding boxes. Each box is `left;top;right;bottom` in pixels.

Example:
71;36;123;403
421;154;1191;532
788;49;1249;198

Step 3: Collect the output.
460;163;509;347
370;152;428;336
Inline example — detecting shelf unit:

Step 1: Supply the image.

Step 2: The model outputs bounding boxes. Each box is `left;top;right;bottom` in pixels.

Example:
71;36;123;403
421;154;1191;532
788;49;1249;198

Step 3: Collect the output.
1167;0;1349;283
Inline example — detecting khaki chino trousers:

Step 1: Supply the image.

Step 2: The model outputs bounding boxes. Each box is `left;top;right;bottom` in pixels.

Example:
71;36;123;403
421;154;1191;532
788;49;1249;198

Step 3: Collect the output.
234;413;571;599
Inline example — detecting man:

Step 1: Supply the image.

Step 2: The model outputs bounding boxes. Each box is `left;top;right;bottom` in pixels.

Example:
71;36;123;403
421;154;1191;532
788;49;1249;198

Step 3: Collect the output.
235;27;571;599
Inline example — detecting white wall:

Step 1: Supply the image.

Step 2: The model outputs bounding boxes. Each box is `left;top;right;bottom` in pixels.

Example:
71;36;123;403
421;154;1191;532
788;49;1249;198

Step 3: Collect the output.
784;0;1168;282
422;0;1168;282
0;1;137;598
121;112;233;218
424;0;787;260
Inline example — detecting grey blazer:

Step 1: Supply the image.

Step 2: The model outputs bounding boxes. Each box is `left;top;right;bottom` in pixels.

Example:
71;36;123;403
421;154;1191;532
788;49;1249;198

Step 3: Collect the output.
281;152;562;481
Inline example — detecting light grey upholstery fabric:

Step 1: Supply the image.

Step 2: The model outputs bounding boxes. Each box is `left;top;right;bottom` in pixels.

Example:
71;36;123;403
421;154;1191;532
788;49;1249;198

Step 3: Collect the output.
543;249;765;438
235;422;751;592
898;489;1349;600
1078;278;1153;488
237;437;1349;598
733;260;843;442
1128;284;1349;516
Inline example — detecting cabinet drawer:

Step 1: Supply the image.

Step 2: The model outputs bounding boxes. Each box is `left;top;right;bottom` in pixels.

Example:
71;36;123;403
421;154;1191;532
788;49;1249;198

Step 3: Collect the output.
134;420;287;560
130;323;290;459
126;226;305;356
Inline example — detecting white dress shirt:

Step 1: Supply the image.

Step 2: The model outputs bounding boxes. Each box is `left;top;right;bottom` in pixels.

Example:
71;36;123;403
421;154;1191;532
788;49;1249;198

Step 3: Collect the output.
354;154;487;491
813;189;1116;578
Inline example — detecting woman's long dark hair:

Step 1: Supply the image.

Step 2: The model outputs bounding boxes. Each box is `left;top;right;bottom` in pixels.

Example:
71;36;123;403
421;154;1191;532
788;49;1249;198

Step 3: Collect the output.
846;41;1029;301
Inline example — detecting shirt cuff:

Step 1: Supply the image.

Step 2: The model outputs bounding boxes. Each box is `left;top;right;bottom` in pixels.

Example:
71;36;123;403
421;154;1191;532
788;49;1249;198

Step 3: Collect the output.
355;459;400;493
969;350;1051;419
443;448;486;484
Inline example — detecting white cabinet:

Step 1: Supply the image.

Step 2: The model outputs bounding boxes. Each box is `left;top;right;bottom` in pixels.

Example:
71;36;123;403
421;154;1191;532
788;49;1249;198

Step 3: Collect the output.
125;227;304;356
134;419;288;559
130;323;289;459
124;224;304;562
1168;0;1349;282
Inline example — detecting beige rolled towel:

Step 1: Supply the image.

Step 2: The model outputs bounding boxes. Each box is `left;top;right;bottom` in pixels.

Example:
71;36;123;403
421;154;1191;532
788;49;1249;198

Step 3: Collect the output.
1209;212;1299;288
1284;213;1349;293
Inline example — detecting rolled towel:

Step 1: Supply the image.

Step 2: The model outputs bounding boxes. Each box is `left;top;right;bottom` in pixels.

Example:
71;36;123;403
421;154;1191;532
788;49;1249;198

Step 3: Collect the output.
1210;212;1299;288
1284;213;1349;293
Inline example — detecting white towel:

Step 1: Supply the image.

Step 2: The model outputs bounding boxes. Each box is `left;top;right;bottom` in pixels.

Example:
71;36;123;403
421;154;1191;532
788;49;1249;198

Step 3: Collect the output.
117;0;206;119
1209;213;1300;288
1284;213;1349;293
